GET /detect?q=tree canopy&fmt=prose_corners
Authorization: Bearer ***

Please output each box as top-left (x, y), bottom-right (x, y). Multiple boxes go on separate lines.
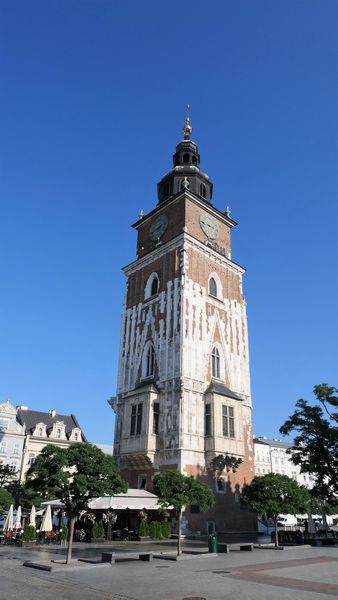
top-left (241, 473), bottom-right (309, 546)
top-left (25, 443), bottom-right (127, 562)
top-left (280, 384), bottom-right (338, 503)
top-left (153, 470), bottom-right (214, 555)
top-left (0, 487), bottom-right (14, 512)
top-left (0, 464), bottom-right (17, 487)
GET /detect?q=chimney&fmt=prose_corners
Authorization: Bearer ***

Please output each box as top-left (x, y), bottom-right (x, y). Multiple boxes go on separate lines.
top-left (49, 409), bottom-right (56, 418)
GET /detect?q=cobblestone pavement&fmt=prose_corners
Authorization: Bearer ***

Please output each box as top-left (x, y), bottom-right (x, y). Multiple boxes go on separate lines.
top-left (0, 541), bottom-right (337, 600)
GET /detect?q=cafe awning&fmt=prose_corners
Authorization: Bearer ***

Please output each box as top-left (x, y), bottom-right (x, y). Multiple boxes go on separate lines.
top-left (88, 489), bottom-right (163, 511)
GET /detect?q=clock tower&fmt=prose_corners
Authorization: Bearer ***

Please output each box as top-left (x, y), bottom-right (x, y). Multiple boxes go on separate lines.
top-left (111, 116), bottom-right (256, 533)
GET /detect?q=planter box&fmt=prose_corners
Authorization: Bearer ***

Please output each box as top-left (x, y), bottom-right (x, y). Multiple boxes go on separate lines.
top-left (21, 540), bottom-right (37, 547)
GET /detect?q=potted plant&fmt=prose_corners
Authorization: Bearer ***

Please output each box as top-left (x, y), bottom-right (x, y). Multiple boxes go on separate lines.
top-left (138, 510), bottom-right (149, 540)
top-left (20, 524), bottom-right (36, 546)
top-left (60, 525), bottom-right (68, 545)
top-left (91, 520), bottom-right (105, 543)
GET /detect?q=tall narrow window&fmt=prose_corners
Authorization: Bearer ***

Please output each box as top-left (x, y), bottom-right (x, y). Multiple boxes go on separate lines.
top-left (56, 428), bottom-right (61, 439)
top-left (205, 404), bottom-right (211, 436)
top-left (146, 344), bottom-right (155, 377)
top-left (209, 277), bottom-right (217, 297)
top-left (130, 405), bottom-right (137, 435)
top-left (182, 153), bottom-right (190, 163)
top-left (130, 402), bottom-right (143, 436)
top-left (212, 347), bottom-right (220, 379)
top-left (222, 405), bottom-right (235, 438)
top-left (136, 403), bottom-right (143, 435)
top-left (200, 183), bottom-right (206, 198)
top-left (153, 402), bottom-right (159, 435)
top-left (28, 452), bottom-right (35, 466)
top-left (151, 276), bottom-right (159, 296)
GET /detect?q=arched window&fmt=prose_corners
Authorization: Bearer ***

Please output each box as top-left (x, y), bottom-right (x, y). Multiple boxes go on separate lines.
top-left (182, 153), bottom-right (190, 163)
top-left (56, 428), bottom-right (61, 439)
top-left (212, 346), bottom-right (220, 379)
top-left (192, 156), bottom-right (197, 165)
top-left (200, 183), bottom-right (206, 198)
top-left (74, 432), bottom-right (79, 441)
top-left (144, 272), bottom-right (160, 299)
top-left (145, 343), bottom-right (155, 377)
top-left (209, 277), bottom-right (217, 297)
top-left (38, 427), bottom-right (43, 437)
top-left (162, 182), bottom-right (170, 198)
top-left (151, 275), bottom-right (159, 296)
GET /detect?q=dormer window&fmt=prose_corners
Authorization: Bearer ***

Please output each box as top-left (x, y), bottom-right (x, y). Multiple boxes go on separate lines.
top-left (56, 428), bottom-right (61, 439)
top-left (38, 427), bottom-right (43, 436)
top-left (162, 182), bottom-right (170, 198)
top-left (200, 183), bottom-right (206, 198)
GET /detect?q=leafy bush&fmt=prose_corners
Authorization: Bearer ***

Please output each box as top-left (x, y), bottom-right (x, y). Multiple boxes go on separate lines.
top-left (161, 521), bottom-right (171, 539)
top-left (60, 525), bottom-right (68, 541)
top-left (21, 524), bottom-right (36, 542)
top-left (91, 520), bottom-right (105, 539)
top-left (155, 521), bottom-right (162, 539)
top-left (149, 521), bottom-right (157, 538)
top-left (139, 520), bottom-right (149, 537)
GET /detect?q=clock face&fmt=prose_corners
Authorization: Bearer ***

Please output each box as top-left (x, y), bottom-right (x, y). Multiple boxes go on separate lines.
top-left (150, 214), bottom-right (169, 241)
top-left (200, 213), bottom-right (218, 239)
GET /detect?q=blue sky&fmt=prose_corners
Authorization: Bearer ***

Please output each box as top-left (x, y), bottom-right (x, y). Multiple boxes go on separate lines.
top-left (1, 1), bottom-right (337, 444)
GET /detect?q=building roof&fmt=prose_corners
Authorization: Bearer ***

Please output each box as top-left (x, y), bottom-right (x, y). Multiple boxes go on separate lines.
top-left (254, 436), bottom-right (292, 449)
top-left (16, 409), bottom-right (87, 441)
top-left (206, 381), bottom-right (243, 401)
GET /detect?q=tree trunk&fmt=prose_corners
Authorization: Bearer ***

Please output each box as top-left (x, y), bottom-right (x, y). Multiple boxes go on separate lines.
top-left (66, 516), bottom-right (76, 564)
top-left (274, 517), bottom-right (279, 548)
top-left (177, 509), bottom-right (182, 556)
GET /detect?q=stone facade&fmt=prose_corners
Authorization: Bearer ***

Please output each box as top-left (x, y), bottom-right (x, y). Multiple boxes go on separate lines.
top-left (112, 123), bottom-right (256, 534)
top-left (0, 401), bottom-right (86, 482)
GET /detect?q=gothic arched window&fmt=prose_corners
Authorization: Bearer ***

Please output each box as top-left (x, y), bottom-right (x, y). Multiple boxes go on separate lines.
top-left (151, 275), bottom-right (159, 296)
top-left (209, 277), bottom-right (217, 297)
top-left (212, 346), bottom-right (220, 379)
top-left (145, 343), bottom-right (155, 378)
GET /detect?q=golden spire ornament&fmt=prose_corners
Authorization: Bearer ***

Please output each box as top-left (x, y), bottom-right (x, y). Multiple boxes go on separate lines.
top-left (182, 105), bottom-right (192, 139)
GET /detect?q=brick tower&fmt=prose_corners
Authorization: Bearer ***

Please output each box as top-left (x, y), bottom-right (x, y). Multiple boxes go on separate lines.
top-left (111, 116), bottom-right (256, 533)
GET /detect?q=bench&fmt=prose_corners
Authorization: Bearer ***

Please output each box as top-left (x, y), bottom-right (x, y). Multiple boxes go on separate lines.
top-left (101, 552), bottom-right (153, 565)
top-left (217, 542), bottom-right (253, 553)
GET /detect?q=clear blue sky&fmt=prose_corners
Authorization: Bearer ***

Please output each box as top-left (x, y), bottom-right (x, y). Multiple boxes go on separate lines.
top-left (1, 1), bottom-right (337, 444)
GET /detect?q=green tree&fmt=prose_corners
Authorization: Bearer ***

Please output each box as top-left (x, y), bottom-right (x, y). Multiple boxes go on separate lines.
top-left (241, 473), bottom-right (309, 547)
top-left (7, 481), bottom-right (42, 509)
top-left (153, 470), bottom-right (214, 555)
top-left (0, 487), bottom-right (14, 512)
top-left (0, 465), bottom-right (17, 487)
top-left (280, 384), bottom-right (338, 503)
top-left (25, 443), bottom-right (127, 563)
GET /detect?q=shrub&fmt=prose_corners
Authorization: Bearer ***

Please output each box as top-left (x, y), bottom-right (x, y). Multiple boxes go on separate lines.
top-left (92, 521), bottom-right (105, 539)
top-left (139, 520), bottom-right (149, 537)
top-left (60, 525), bottom-right (68, 541)
top-left (149, 521), bottom-right (157, 539)
top-left (21, 524), bottom-right (36, 542)
top-left (161, 521), bottom-right (170, 539)
top-left (155, 521), bottom-right (162, 539)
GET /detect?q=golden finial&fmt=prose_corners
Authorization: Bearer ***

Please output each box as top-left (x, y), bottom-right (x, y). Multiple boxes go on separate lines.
top-left (182, 104), bottom-right (192, 139)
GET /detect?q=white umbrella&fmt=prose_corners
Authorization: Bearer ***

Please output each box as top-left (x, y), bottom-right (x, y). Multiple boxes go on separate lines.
top-left (14, 505), bottom-right (22, 530)
top-left (3, 505), bottom-right (14, 532)
top-left (40, 505), bottom-right (53, 532)
top-left (29, 505), bottom-right (36, 527)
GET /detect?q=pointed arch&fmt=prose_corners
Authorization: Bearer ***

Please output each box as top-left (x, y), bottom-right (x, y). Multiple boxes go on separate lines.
top-left (142, 340), bottom-right (155, 378)
top-left (208, 272), bottom-right (222, 300)
top-left (144, 272), bottom-right (160, 299)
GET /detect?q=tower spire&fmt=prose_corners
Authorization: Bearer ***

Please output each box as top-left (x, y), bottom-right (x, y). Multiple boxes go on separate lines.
top-left (182, 105), bottom-right (192, 140)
